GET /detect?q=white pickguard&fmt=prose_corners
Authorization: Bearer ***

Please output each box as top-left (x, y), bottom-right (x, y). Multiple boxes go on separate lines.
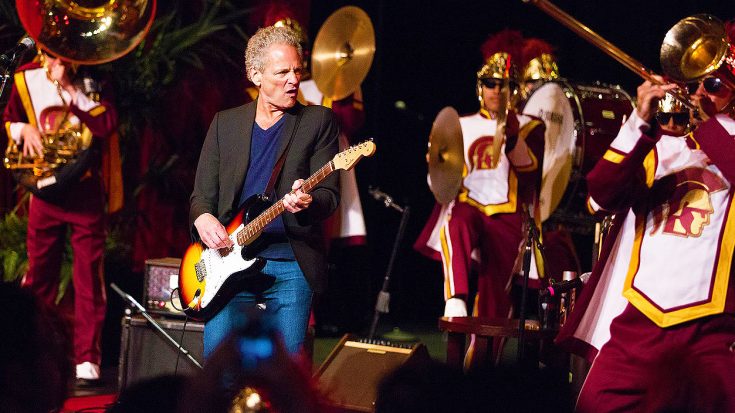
top-left (198, 224), bottom-right (259, 310)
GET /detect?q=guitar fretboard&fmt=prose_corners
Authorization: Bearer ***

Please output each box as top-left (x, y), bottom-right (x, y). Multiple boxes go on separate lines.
top-left (235, 161), bottom-right (335, 246)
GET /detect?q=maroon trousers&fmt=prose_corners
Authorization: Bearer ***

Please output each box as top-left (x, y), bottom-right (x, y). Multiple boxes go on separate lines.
top-left (577, 304), bottom-right (735, 413)
top-left (442, 202), bottom-right (523, 319)
top-left (22, 178), bottom-right (106, 365)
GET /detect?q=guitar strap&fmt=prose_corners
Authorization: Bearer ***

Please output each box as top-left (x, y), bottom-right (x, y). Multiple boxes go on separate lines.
top-left (263, 107), bottom-right (303, 201)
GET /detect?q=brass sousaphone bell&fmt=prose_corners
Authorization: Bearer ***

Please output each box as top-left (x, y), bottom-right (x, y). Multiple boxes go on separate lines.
top-left (16, 0), bottom-right (157, 65)
top-left (5, 0), bottom-right (156, 188)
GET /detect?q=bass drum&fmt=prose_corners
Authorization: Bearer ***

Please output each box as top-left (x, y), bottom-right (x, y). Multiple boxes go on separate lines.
top-left (522, 80), bottom-right (634, 227)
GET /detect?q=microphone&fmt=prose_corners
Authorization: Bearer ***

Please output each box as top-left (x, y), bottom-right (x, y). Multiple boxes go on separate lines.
top-left (0, 36), bottom-right (36, 66)
top-left (368, 186), bottom-right (404, 212)
top-left (539, 272), bottom-right (591, 298)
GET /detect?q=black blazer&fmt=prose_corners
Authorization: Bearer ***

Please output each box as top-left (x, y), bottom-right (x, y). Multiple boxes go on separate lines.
top-left (189, 100), bottom-right (340, 293)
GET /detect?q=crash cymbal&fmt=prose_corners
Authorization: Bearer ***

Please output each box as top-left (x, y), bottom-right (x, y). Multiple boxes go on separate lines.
top-left (311, 6), bottom-right (375, 101)
top-left (428, 107), bottom-right (464, 204)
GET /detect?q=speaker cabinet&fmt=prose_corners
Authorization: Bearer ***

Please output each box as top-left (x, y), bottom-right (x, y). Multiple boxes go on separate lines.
top-left (118, 314), bottom-right (204, 390)
top-left (315, 334), bottom-right (429, 412)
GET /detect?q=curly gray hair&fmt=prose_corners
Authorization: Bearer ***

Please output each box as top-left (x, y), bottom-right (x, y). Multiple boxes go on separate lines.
top-left (245, 26), bottom-right (303, 82)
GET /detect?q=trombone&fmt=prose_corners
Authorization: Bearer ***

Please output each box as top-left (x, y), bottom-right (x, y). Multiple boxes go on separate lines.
top-left (522, 0), bottom-right (698, 111)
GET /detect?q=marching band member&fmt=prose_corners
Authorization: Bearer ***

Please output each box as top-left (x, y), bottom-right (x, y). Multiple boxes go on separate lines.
top-left (558, 22), bottom-right (735, 411)
top-left (655, 93), bottom-right (691, 136)
top-left (415, 30), bottom-right (546, 363)
top-left (3, 51), bottom-right (119, 385)
top-left (520, 37), bottom-right (560, 101)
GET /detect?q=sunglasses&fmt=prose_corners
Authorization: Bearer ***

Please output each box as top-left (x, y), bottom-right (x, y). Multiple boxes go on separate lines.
top-left (655, 112), bottom-right (689, 126)
top-left (480, 78), bottom-right (517, 90)
top-left (686, 77), bottom-right (724, 94)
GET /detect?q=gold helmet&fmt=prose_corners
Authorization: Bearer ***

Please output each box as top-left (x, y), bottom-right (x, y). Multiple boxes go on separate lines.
top-left (477, 30), bottom-right (524, 110)
top-left (523, 53), bottom-right (559, 82)
top-left (477, 52), bottom-right (518, 81)
top-left (657, 93), bottom-right (687, 113)
top-left (521, 38), bottom-right (559, 82)
top-left (272, 17), bottom-right (308, 46)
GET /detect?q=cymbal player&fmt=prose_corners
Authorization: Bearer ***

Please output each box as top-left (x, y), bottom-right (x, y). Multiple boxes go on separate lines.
top-left (415, 29), bottom-right (546, 366)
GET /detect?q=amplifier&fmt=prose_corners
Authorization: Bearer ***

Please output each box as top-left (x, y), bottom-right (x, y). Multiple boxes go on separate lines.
top-left (118, 314), bottom-right (204, 390)
top-left (315, 335), bottom-right (429, 412)
top-left (144, 257), bottom-right (183, 317)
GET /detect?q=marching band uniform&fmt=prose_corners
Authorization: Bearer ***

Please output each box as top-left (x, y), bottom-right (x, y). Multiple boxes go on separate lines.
top-left (299, 79), bottom-right (367, 246)
top-left (3, 60), bottom-right (118, 381)
top-left (559, 109), bottom-right (735, 411)
top-left (416, 108), bottom-right (545, 321)
top-left (416, 33), bottom-right (547, 341)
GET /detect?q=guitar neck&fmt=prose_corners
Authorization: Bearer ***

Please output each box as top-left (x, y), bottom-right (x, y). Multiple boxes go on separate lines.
top-left (236, 161), bottom-right (335, 245)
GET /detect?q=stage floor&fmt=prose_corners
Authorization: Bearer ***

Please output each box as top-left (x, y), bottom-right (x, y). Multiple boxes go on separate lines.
top-left (64, 320), bottom-right (447, 411)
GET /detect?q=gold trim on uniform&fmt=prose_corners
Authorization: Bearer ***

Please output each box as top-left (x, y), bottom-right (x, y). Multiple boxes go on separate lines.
top-left (602, 149), bottom-right (625, 164)
top-left (623, 195), bottom-right (735, 327)
top-left (440, 222), bottom-right (454, 299)
top-left (89, 106), bottom-right (106, 117)
top-left (14, 72), bottom-right (37, 128)
top-left (457, 171), bottom-right (518, 216)
top-left (642, 149), bottom-right (657, 189)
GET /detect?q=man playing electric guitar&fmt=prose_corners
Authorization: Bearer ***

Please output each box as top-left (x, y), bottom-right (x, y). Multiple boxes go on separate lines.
top-left (189, 25), bottom-right (340, 358)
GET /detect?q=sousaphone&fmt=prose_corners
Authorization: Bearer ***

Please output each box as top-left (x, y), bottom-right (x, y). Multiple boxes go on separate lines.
top-left (16, 0), bottom-right (157, 65)
top-left (5, 0), bottom-right (156, 199)
top-left (311, 6), bottom-right (375, 101)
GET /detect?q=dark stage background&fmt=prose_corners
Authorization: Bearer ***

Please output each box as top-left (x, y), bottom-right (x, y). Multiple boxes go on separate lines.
top-left (1, 0), bottom-right (733, 366)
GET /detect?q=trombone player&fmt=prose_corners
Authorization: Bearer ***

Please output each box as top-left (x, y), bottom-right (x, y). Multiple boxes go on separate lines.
top-left (562, 20), bottom-right (735, 412)
top-left (3, 49), bottom-right (118, 385)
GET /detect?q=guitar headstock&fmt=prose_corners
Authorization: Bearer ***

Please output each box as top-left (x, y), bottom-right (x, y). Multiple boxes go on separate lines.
top-left (332, 140), bottom-right (376, 171)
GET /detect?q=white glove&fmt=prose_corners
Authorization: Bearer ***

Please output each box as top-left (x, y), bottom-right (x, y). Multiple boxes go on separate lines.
top-left (444, 297), bottom-right (467, 317)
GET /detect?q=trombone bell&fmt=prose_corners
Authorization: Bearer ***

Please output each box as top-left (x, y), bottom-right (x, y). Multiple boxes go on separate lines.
top-left (661, 14), bottom-right (735, 89)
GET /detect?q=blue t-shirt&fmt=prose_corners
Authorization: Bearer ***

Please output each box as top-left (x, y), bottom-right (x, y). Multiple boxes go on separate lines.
top-left (238, 116), bottom-right (294, 260)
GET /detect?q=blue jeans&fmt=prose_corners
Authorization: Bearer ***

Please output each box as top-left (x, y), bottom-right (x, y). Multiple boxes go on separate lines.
top-left (203, 259), bottom-right (313, 358)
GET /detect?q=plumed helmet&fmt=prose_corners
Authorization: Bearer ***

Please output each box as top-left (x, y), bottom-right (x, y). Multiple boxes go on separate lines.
top-left (477, 52), bottom-right (518, 81)
top-left (477, 29), bottom-right (523, 82)
top-left (521, 38), bottom-right (559, 82)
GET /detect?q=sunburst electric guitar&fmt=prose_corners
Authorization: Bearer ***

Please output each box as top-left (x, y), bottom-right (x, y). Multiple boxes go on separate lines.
top-left (178, 140), bottom-right (376, 320)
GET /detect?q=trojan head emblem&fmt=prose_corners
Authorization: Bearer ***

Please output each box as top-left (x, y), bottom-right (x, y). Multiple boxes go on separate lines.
top-left (650, 168), bottom-right (727, 237)
top-left (467, 136), bottom-right (496, 171)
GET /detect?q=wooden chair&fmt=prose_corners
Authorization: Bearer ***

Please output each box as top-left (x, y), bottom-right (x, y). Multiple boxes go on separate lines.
top-left (438, 316), bottom-right (556, 370)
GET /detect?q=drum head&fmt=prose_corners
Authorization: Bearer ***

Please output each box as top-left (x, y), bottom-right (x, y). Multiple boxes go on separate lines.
top-left (523, 81), bottom-right (576, 221)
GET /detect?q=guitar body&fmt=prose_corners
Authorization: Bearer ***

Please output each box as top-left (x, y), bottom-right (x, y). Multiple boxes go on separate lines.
top-left (178, 195), bottom-right (272, 320)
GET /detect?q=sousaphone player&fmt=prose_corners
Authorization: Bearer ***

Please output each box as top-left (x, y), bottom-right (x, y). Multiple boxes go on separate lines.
top-left (3, 0), bottom-right (153, 385)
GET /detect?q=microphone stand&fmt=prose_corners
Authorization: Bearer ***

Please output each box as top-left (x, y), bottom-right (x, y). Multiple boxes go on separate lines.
top-left (517, 205), bottom-right (543, 366)
top-left (0, 57), bottom-right (18, 101)
top-left (0, 43), bottom-right (32, 100)
top-left (367, 187), bottom-right (410, 340)
top-left (110, 283), bottom-right (203, 370)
